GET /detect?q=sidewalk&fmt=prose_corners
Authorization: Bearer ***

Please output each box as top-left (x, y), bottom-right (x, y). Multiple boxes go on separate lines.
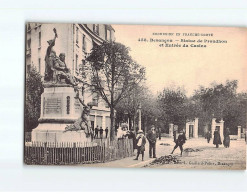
top-left (82, 137), bottom-right (246, 169)
top-left (82, 138), bottom-right (171, 168)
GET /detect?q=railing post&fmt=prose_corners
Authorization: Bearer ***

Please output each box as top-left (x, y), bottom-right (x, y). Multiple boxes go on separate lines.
top-left (73, 142), bottom-right (76, 164)
top-left (44, 142), bottom-right (47, 165)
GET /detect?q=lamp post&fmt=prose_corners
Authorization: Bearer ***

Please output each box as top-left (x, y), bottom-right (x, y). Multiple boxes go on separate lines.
top-left (138, 103), bottom-right (142, 130)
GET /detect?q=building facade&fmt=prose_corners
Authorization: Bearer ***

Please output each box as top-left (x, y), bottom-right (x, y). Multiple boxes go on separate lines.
top-left (25, 23), bottom-right (115, 131)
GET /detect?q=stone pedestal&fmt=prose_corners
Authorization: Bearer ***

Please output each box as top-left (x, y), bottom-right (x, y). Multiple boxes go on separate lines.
top-left (32, 84), bottom-right (89, 143)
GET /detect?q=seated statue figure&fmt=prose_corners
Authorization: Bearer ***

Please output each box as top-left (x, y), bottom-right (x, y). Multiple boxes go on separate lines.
top-left (53, 53), bottom-right (77, 86)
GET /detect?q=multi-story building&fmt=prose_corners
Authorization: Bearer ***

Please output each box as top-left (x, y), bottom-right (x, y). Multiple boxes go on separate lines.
top-left (25, 23), bottom-right (115, 131)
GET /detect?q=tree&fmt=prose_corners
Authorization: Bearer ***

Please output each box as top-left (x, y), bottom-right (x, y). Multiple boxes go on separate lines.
top-left (157, 86), bottom-right (187, 130)
top-left (86, 42), bottom-right (145, 140)
top-left (115, 83), bottom-right (160, 133)
top-left (192, 80), bottom-right (246, 134)
top-left (115, 83), bottom-right (143, 130)
top-left (25, 66), bottom-right (44, 132)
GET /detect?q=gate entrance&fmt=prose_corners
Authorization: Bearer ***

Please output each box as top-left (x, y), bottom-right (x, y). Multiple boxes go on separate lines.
top-left (189, 125), bottom-right (194, 138)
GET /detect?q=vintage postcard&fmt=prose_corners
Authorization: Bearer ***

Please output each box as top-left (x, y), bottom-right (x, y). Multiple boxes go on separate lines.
top-left (24, 23), bottom-right (247, 169)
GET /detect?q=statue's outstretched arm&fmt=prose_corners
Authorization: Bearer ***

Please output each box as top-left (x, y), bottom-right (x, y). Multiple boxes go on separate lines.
top-left (50, 29), bottom-right (58, 47)
top-left (46, 29), bottom-right (58, 56)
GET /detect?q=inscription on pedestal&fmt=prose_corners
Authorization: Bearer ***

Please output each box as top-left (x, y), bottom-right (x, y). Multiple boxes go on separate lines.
top-left (44, 97), bottom-right (62, 115)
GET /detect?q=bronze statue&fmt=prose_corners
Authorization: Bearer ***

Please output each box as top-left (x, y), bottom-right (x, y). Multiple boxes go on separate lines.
top-left (44, 28), bottom-right (57, 82)
top-left (64, 97), bottom-right (93, 136)
top-left (53, 53), bottom-right (77, 86)
top-left (44, 28), bottom-right (77, 86)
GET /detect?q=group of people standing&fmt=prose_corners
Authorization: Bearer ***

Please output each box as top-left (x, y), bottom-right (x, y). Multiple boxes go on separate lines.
top-left (206, 127), bottom-right (231, 148)
top-left (90, 126), bottom-right (109, 140)
top-left (132, 125), bottom-right (187, 161)
top-left (133, 125), bottom-right (158, 161)
top-left (116, 124), bottom-right (233, 162)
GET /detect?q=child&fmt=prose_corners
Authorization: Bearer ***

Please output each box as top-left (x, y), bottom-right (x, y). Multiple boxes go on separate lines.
top-left (134, 130), bottom-right (146, 161)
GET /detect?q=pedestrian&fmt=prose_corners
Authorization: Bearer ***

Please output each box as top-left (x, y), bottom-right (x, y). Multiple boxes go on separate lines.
top-left (94, 125), bottom-right (99, 138)
top-left (105, 127), bottom-right (109, 138)
top-left (223, 128), bottom-right (230, 148)
top-left (213, 129), bottom-right (222, 148)
top-left (171, 130), bottom-right (186, 156)
top-left (158, 128), bottom-right (162, 140)
top-left (134, 130), bottom-right (146, 161)
top-left (99, 127), bottom-right (103, 139)
top-left (126, 128), bottom-right (137, 152)
top-left (146, 125), bottom-right (157, 158)
top-left (117, 124), bottom-right (128, 139)
top-left (206, 130), bottom-right (212, 143)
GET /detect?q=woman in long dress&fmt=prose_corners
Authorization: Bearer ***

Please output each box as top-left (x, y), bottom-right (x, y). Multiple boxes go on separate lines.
top-left (213, 129), bottom-right (222, 148)
top-left (223, 128), bottom-right (230, 148)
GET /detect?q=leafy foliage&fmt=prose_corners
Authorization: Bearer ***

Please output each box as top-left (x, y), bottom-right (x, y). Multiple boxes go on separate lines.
top-left (25, 66), bottom-right (43, 132)
top-left (157, 86), bottom-right (187, 130)
top-left (115, 83), bottom-right (160, 132)
top-left (155, 80), bottom-right (246, 134)
top-left (86, 42), bottom-right (145, 139)
top-left (192, 80), bottom-right (246, 134)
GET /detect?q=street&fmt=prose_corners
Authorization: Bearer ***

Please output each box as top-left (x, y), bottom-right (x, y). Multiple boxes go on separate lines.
top-left (83, 137), bottom-right (246, 170)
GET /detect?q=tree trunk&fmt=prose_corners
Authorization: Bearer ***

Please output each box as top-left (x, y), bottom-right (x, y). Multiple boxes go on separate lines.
top-left (144, 115), bottom-right (148, 135)
top-left (128, 115), bottom-right (131, 130)
top-left (110, 106), bottom-right (115, 141)
top-left (133, 114), bottom-right (136, 134)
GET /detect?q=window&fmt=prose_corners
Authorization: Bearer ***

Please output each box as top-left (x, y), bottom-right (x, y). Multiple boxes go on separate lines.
top-left (27, 24), bottom-right (31, 32)
top-left (66, 96), bottom-right (70, 114)
top-left (38, 58), bottom-right (41, 73)
top-left (27, 64), bottom-right (31, 74)
top-left (27, 39), bottom-right (31, 49)
top-left (76, 27), bottom-right (79, 43)
top-left (92, 93), bottom-right (99, 107)
top-left (93, 24), bottom-right (99, 35)
top-left (82, 34), bottom-right (86, 51)
top-left (38, 32), bottom-right (41, 47)
top-left (75, 54), bottom-right (78, 71)
top-left (106, 29), bottom-right (111, 41)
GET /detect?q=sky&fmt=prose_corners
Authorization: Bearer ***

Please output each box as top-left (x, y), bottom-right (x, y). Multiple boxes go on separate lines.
top-left (113, 25), bottom-right (247, 96)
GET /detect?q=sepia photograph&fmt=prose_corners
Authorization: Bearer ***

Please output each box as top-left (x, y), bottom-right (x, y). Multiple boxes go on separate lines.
top-left (24, 23), bottom-right (247, 170)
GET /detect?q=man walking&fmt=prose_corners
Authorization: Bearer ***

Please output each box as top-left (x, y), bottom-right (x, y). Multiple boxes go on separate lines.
top-left (171, 130), bottom-right (186, 156)
top-left (147, 125), bottom-right (157, 158)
